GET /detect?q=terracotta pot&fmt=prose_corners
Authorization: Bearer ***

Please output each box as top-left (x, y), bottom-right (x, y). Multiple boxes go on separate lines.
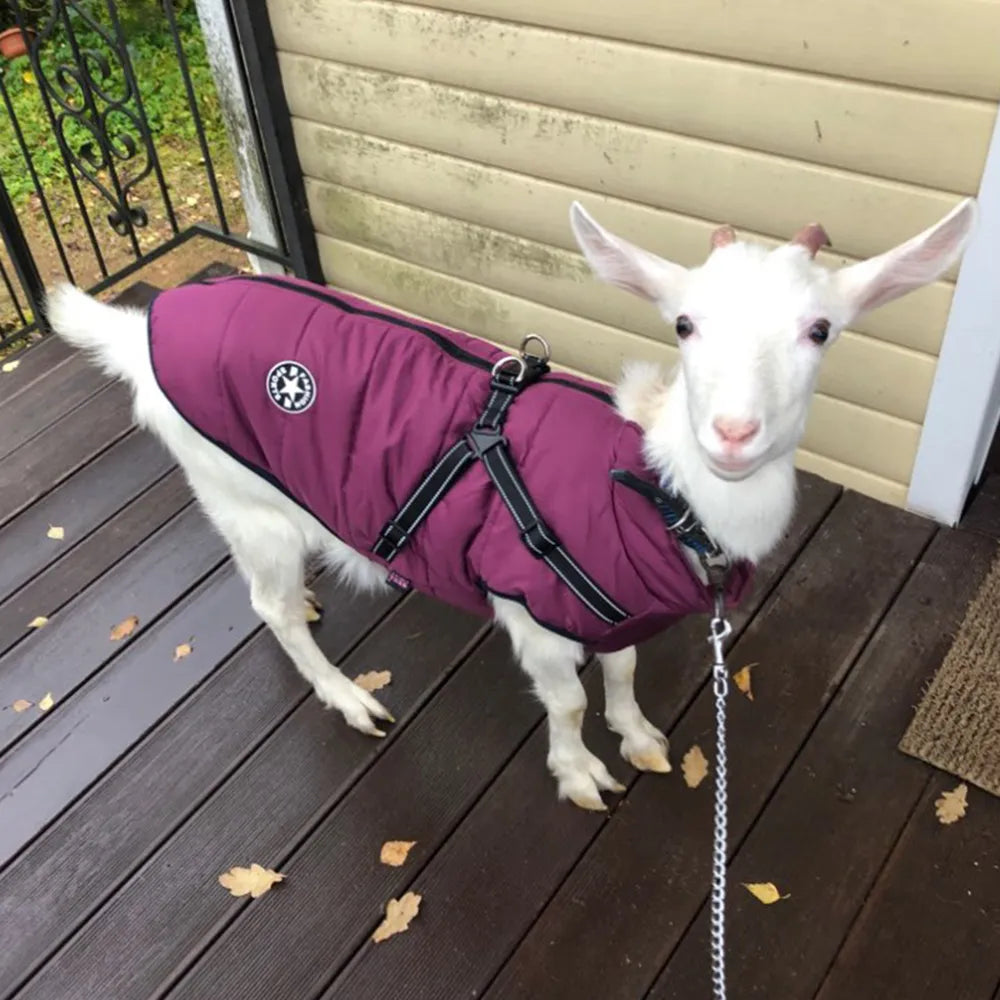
top-left (0, 26), bottom-right (34, 60)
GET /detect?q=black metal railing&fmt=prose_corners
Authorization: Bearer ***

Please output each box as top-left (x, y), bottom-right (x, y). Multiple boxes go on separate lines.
top-left (0, 0), bottom-right (296, 350)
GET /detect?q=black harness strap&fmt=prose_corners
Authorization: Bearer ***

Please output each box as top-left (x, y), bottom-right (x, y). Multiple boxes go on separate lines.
top-left (610, 468), bottom-right (730, 586)
top-left (372, 357), bottom-right (629, 626)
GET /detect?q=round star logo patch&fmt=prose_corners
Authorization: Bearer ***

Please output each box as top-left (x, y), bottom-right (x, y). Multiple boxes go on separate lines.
top-left (266, 361), bottom-right (316, 413)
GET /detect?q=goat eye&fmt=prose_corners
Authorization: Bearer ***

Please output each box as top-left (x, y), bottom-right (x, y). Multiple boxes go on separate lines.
top-left (675, 315), bottom-right (694, 339)
top-left (809, 319), bottom-right (831, 345)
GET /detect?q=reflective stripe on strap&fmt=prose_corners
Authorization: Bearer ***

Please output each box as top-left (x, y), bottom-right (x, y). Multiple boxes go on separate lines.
top-left (372, 363), bottom-right (629, 626)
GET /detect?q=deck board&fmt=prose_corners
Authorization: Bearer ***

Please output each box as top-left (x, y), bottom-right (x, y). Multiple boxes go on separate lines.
top-left (646, 526), bottom-right (998, 999)
top-left (1, 271), bottom-right (996, 1000)
top-left (484, 493), bottom-right (935, 1000)
top-left (318, 475), bottom-right (840, 1000)
top-left (0, 469), bottom-right (190, 658)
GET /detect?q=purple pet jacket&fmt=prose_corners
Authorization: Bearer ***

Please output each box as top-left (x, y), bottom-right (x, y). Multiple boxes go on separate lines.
top-left (148, 274), bottom-right (751, 652)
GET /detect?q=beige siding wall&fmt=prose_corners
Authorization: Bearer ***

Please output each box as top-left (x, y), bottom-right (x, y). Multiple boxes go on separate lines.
top-left (269, 0), bottom-right (1000, 506)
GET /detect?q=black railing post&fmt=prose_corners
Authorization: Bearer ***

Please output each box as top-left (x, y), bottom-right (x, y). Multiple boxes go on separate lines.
top-left (226, 1), bottom-right (323, 283)
top-left (0, 168), bottom-right (47, 331)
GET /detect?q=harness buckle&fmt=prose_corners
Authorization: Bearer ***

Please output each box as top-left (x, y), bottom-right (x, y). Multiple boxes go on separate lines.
top-left (465, 427), bottom-right (507, 458)
top-left (520, 519), bottom-right (560, 558)
top-left (377, 519), bottom-right (410, 552)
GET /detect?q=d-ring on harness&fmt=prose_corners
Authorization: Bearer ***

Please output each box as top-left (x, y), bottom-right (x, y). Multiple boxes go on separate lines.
top-left (372, 336), bottom-right (630, 626)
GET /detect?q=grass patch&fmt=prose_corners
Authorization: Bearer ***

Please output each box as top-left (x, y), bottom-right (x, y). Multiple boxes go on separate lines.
top-left (0, 0), bottom-right (227, 205)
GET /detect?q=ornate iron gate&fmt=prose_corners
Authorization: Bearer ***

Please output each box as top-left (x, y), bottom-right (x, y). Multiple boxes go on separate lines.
top-left (0, 0), bottom-right (319, 349)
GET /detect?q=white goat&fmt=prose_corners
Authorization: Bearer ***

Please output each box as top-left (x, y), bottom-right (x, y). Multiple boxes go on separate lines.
top-left (47, 198), bottom-right (976, 811)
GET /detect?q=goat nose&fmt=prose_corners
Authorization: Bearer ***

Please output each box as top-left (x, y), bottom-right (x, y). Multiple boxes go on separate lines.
top-left (712, 416), bottom-right (760, 445)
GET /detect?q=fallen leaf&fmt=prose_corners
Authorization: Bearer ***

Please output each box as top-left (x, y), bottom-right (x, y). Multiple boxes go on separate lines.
top-left (354, 670), bottom-right (392, 693)
top-left (173, 642), bottom-right (193, 661)
top-left (184, 194), bottom-right (200, 207)
top-left (46, 525), bottom-right (64, 540)
top-left (2, 359), bottom-right (21, 373)
top-left (732, 662), bottom-right (757, 700)
top-left (681, 744), bottom-right (709, 788)
top-left (305, 604), bottom-right (321, 623)
top-left (28, 615), bottom-right (49, 629)
top-left (372, 891), bottom-right (421, 943)
top-left (935, 782), bottom-right (968, 825)
top-left (12, 699), bottom-right (32, 713)
top-left (380, 840), bottom-right (417, 866)
top-left (109, 615), bottom-right (139, 641)
top-left (22, 69), bottom-right (34, 85)
top-left (38, 692), bottom-right (54, 712)
top-left (742, 882), bottom-right (790, 904)
top-left (218, 863), bottom-right (285, 898)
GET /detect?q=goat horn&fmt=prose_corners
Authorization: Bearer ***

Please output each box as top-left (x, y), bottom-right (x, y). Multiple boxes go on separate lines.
top-left (791, 223), bottom-right (831, 258)
top-left (710, 225), bottom-right (736, 249)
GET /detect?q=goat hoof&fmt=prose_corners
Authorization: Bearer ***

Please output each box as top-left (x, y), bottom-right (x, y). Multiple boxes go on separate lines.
top-left (551, 750), bottom-right (625, 811)
top-left (304, 596), bottom-right (323, 624)
top-left (626, 747), bottom-right (672, 773)
top-left (569, 790), bottom-right (608, 812)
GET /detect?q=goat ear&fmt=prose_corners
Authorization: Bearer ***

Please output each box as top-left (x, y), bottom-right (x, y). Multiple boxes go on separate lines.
top-left (832, 199), bottom-right (978, 320)
top-left (569, 201), bottom-right (688, 310)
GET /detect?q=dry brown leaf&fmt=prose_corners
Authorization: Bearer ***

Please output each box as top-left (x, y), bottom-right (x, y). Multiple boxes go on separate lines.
top-left (681, 744), bottom-right (709, 789)
top-left (217, 863), bottom-right (285, 898)
top-left (38, 692), bottom-right (54, 712)
top-left (742, 882), bottom-right (790, 904)
top-left (109, 615), bottom-right (139, 641)
top-left (354, 670), bottom-right (391, 693)
top-left (46, 525), bottom-right (64, 540)
top-left (935, 782), bottom-right (969, 825)
top-left (380, 840), bottom-right (417, 867)
top-left (2, 359), bottom-right (21, 373)
top-left (372, 891), bottom-right (422, 943)
top-left (733, 663), bottom-right (757, 700)
top-left (28, 616), bottom-right (49, 629)
top-left (12, 699), bottom-right (32, 713)
top-left (173, 642), bottom-right (193, 661)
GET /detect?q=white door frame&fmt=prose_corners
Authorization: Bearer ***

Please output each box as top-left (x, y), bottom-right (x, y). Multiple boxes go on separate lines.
top-left (907, 102), bottom-right (1000, 526)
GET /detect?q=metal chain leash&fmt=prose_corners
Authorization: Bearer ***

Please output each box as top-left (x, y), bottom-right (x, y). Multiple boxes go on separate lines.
top-left (708, 587), bottom-right (733, 1000)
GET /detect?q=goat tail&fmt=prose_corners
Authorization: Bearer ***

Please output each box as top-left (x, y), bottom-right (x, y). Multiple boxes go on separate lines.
top-left (46, 283), bottom-right (152, 388)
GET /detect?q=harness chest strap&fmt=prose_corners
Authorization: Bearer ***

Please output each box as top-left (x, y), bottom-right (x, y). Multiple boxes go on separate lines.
top-left (371, 355), bottom-right (630, 627)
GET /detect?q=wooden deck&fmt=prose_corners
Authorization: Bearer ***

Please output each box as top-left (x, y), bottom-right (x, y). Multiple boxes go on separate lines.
top-left (1, 270), bottom-right (998, 1000)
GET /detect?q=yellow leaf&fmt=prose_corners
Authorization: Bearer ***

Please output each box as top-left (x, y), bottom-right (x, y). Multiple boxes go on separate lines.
top-left (380, 840), bottom-right (417, 867)
top-left (733, 663), bottom-right (757, 701)
top-left (12, 699), bottom-right (33, 713)
top-left (217, 863), bottom-right (285, 898)
top-left (22, 69), bottom-right (34, 85)
top-left (109, 614), bottom-right (139, 641)
top-left (372, 891), bottom-right (422, 943)
top-left (742, 882), bottom-right (790, 904)
top-left (2, 359), bottom-right (21, 373)
top-left (173, 642), bottom-right (193, 661)
top-left (681, 744), bottom-right (709, 789)
top-left (46, 525), bottom-right (64, 540)
top-left (38, 692), bottom-right (54, 712)
top-left (28, 616), bottom-right (49, 629)
top-left (354, 670), bottom-right (392, 693)
top-left (934, 782), bottom-right (968, 825)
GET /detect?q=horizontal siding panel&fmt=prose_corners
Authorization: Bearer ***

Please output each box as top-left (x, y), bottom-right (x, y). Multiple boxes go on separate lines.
top-left (401, 0), bottom-right (1000, 101)
top-left (279, 54), bottom-right (968, 282)
top-left (272, 0), bottom-right (994, 194)
top-left (793, 453), bottom-right (908, 508)
top-left (306, 178), bottom-right (936, 423)
top-left (294, 120), bottom-right (957, 355)
top-left (315, 234), bottom-right (921, 484)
